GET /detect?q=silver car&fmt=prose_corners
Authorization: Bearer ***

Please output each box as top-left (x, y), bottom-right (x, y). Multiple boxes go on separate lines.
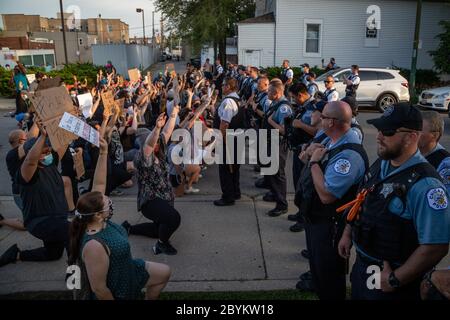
top-left (316, 67), bottom-right (410, 112)
top-left (418, 86), bottom-right (450, 112)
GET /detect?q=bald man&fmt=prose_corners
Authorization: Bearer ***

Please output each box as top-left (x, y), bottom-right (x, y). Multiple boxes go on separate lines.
top-left (296, 101), bottom-right (369, 300)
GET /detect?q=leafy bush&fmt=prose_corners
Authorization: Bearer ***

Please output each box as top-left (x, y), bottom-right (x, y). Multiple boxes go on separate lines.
top-left (0, 63), bottom-right (103, 97)
top-left (394, 67), bottom-right (441, 91)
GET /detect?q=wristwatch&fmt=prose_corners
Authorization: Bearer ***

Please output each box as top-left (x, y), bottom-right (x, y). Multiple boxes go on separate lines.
top-left (388, 272), bottom-right (401, 288)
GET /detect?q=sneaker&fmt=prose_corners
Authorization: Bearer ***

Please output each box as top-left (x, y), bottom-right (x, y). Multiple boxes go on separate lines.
top-left (213, 198), bottom-right (235, 206)
top-left (198, 174), bottom-right (203, 179)
top-left (110, 189), bottom-right (124, 196)
top-left (185, 187), bottom-right (200, 194)
top-left (288, 212), bottom-right (300, 222)
top-left (0, 244), bottom-right (19, 267)
top-left (153, 241), bottom-right (177, 255)
top-left (121, 220), bottom-right (131, 235)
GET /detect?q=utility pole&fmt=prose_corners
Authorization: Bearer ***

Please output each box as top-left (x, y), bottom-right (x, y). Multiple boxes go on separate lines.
top-left (409, 0), bottom-right (422, 99)
top-left (160, 16), bottom-right (164, 56)
top-left (99, 14), bottom-right (103, 44)
top-left (136, 8), bottom-right (145, 45)
top-left (152, 11), bottom-right (155, 47)
top-left (59, 0), bottom-right (69, 65)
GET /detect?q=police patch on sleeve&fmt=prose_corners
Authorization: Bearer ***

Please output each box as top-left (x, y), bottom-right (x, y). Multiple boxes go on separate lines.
top-left (438, 168), bottom-right (450, 185)
top-left (426, 188), bottom-right (448, 210)
top-left (280, 105), bottom-right (289, 113)
top-left (334, 159), bottom-right (351, 175)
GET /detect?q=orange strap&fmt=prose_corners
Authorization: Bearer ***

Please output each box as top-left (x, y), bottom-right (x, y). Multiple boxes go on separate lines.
top-left (336, 189), bottom-right (368, 222)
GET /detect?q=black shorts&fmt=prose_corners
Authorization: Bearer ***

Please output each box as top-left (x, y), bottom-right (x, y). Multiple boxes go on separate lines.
top-left (169, 174), bottom-right (183, 188)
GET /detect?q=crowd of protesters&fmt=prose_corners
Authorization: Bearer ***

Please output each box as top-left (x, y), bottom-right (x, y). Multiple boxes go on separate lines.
top-left (0, 57), bottom-right (449, 301)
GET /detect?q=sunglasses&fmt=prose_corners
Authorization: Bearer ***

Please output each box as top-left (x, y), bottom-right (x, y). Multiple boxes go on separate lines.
top-left (324, 80), bottom-right (333, 83)
top-left (379, 129), bottom-right (415, 137)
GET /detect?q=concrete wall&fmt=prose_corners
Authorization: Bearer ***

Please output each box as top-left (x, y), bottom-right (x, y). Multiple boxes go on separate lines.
top-left (92, 44), bottom-right (159, 77)
top-left (238, 23), bottom-right (275, 67)
top-left (32, 31), bottom-right (92, 65)
top-left (274, 0), bottom-right (450, 69)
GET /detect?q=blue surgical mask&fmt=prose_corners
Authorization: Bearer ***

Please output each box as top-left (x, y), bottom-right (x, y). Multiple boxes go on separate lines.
top-left (41, 153), bottom-right (53, 166)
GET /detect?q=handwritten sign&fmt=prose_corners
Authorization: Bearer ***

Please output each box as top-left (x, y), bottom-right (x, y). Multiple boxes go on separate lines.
top-left (59, 112), bottom-right (100, 147)
top-left (101, 90), bottom-right (115, 117)
top-left (26, 74), bottom-right (36, 84)
top-left (29, 86), bottom-right (77, 156)
top-left (73, 150), bottom-right (85, 180)
top-left (128, 68), bottom-right (140, 82)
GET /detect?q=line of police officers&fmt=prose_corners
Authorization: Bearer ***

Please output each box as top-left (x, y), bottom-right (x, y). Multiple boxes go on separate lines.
top-left (211, 60), bottom-right (449, 300)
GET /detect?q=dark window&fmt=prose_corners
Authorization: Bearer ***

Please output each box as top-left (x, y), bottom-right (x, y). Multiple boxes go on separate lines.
top-left (359, 71), bottom-right (378, 81)
top-left (377, 72), bottom-right (395, 80)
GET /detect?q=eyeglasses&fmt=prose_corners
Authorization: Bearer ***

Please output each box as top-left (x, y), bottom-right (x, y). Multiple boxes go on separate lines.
top-left (324, 80), bottom-right (333, 83)
top-left (379, 129), bottom-right (416, 137)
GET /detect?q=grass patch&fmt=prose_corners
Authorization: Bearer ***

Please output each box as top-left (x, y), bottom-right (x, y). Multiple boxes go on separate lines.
top-left (0, 290), bottom-right (317, 300)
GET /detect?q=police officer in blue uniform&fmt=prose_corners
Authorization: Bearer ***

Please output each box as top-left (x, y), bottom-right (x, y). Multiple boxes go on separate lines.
top-left (300, 63), bottom-right (310, 86)
top-left (296, 101), bottom-right (368, 299)
top-left (306, 72), bottom-right (319, 98)
top-left (419, 111), bottom-right (450, 193)
top-left (345, 65), bottom-right (360, 98)
top-left (265, 79), bottom-right (293, 216)
top-left (338, 103), bottom-right (450, 300)
top-left (286, 83), bottom-right (319, 231)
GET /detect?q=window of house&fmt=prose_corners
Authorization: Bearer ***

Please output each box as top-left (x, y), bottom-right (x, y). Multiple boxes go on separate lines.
top-left (108, 25), bottom-right (113, 33)
top-left (19, 55), bottom-right (33, 66)
top-left (303, 19), bottom-right (323, 57)
top-left (79, 38), bottom-right (84, 46)
top-left (44, 54), bottom-right (55, 66)
top-left (33, 54), bottom-right (44, 66)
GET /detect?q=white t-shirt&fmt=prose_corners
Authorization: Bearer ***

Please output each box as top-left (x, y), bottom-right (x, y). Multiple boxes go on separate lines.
top-left (218, 92), bottom-right (240, 123)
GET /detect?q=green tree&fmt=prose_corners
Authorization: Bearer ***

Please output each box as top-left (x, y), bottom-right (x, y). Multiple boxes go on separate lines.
top-left (429, 20), bottom-right (450, 74)
top-left (155, 0), bottom-right (255, 64)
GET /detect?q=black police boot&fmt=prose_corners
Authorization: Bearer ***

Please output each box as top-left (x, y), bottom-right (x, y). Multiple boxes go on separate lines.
top-left (299, 270), bottom-right (313, 281)
top-left (296, 278), bottom-right (316, 293)
top-left (301, 249), bottom-right (310, 260)
top-left (287, 211), bottom-right (300, 221)
top-left (213, 198), bottom-right (235, 207)
top-left (263, 192), bottom-right (276, 202)
top-left (289, 222), bottom-right (304, 232)
top-left (255, 177), bottom-right (270, 189)
top-left (267, 207), bottom-right (288, 217)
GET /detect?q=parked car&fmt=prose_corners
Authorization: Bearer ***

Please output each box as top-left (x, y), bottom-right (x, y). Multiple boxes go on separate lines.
top-left (418, 86), bottom-right (450, 112)
top-left (316, 67), bottom-right (410, 112)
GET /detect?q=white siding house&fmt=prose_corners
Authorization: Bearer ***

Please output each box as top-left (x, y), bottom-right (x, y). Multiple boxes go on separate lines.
top-left (238, 0), bottom-right (450, 69)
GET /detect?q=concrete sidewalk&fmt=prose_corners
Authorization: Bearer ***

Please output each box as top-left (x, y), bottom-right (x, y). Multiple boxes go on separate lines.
top-left (0, 189), bottom-right (310, 295)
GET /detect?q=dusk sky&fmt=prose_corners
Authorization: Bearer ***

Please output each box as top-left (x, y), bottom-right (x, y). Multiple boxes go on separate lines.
top-left (0, 0), bottom-right (163, 38)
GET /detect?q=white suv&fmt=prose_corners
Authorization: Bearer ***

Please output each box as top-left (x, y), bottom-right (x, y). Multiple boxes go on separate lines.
top-left (316, 67), bottom-right (410, 112)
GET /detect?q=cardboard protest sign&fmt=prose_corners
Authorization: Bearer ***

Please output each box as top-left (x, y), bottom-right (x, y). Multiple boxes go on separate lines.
top-left (77, 93), bottom-right (94, 118)
top-left (128, 68), bottom-right (140, 82)
top-left (72, 150), bottom-right (85, 180)
top-left (26, 74), bottom-right (36, 84)
top-left (29, 86), bottom-right (78, 157)
top-left (166, 63), bottom-right (175, 71)
top-left (101, 90), bottom-right (115, 117)
top-left (36, 76), bottom-right (63, 91)
top-left (59, 112), bottom-right (100, 147)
